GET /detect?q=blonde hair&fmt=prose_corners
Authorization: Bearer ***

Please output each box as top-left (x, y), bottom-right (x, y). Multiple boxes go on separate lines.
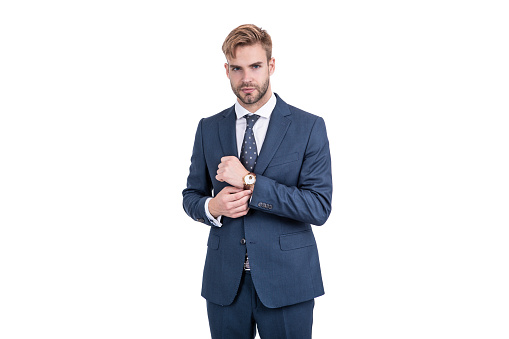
top-left (222, 24), bottom-right (272, 61)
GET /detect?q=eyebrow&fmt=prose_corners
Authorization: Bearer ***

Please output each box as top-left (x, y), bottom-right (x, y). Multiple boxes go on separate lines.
top-left (229, 61), bottom-right (264, 69)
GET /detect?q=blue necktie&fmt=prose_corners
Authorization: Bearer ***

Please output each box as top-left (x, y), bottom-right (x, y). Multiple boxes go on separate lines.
top-left (239, 114), bottom-right (259, 271)
top-left (240, 114), bottom-right (260, 173)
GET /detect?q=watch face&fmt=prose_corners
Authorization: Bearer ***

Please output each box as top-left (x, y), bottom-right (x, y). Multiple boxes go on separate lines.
top-left (245, 174), bottom-right (255, 184)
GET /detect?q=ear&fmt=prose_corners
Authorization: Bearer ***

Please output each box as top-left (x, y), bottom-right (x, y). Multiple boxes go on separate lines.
top-left (268, 57), bottom-right (275, 76)
top-left (224, 63), bottom-right (230, 79)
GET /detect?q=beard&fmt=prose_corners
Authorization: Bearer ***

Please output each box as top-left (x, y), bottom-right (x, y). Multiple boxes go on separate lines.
top-left (231, 77), bottom-right (270, 106)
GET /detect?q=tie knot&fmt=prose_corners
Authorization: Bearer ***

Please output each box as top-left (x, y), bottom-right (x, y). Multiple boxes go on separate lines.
top-left (244, 114), bottom-right (260, 129)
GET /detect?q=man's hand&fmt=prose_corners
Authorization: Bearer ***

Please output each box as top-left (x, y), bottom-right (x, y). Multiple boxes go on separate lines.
top-left (208, 186), bottom-right (252, 219)
top-left (216, 156), bottom-right (249, 189)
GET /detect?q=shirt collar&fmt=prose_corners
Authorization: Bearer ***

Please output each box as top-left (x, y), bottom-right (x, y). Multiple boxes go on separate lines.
top-left (235, 92), bottom-right (276, 120)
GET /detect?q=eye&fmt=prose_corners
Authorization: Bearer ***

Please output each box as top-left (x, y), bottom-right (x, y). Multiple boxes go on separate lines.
top-left (252, 65), bottom-right (261, 69)
top-left (232, 67), bottom-right (240, 71)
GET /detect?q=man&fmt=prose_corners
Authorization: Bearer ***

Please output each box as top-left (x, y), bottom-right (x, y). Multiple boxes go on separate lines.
top-left (182, 24), bottom-right (332, 339)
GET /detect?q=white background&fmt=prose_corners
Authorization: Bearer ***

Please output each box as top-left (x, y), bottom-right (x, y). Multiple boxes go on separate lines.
top-left (1, 1), bottom-right (508, 338)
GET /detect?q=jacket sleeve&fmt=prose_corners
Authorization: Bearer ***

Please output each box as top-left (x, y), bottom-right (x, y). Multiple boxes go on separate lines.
top-left (182, 119), bottom-right (215, 226)
top-left (249, 117), bottom-right (333, 226)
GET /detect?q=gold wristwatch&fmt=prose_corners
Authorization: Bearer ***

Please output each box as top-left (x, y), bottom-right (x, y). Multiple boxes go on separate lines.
top-left (243, 172), bottom-right (256, 191)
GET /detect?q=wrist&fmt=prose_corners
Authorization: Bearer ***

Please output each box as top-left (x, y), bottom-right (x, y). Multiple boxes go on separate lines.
top-left (243, 172), bottom-right (256, 191)
top-left (208, 196), bottom-right (220, 219)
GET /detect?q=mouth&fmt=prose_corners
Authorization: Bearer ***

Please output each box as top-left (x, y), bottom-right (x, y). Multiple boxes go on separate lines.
top-left (241, 87), bottom-right (256, 94)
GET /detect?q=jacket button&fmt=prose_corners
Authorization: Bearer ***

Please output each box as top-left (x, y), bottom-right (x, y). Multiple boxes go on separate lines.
top-left (240, 238), bottom-right (246, 245)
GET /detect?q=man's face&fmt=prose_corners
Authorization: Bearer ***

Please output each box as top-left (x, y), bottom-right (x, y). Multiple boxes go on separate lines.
top-left (225, 43), bottom-right (275, 110)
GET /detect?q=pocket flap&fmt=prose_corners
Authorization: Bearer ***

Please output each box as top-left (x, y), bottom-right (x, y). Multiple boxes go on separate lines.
top-left (268, 152), bottom-right (299, 168)
top-left (207, 234), bottom-right (220, 250)
top-left (279, 230), bottom-right (315, 251)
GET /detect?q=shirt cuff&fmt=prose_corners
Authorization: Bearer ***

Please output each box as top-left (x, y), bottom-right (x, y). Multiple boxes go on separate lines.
top-left (205, 197), bottom-right (222, 227)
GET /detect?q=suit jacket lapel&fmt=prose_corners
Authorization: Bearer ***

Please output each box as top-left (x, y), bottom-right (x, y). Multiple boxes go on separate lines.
top-left (254, 95), bottom-right (292, 175)
top-left (218, 105), bottom-right (238, 157)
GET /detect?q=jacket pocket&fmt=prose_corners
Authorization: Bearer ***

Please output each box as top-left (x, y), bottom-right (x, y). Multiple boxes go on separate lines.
top-left (279, 230), bottom-right (316, 251)
top-left (207, 234), bottom-right (220, 250)
top-left (267, 152), bottom-right (299, 168)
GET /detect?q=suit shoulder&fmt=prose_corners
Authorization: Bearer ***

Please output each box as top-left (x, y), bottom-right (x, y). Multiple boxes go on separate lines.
top-left (201, 106), bottom-right (235, 124)
top-left (196, 105), bottom-right (234, 129)
top-left (286, 104), bottom-right (325, 125)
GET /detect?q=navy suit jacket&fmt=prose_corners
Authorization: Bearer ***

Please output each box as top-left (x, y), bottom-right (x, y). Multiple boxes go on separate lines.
top-left (183, 94), bottom-right (332, 308)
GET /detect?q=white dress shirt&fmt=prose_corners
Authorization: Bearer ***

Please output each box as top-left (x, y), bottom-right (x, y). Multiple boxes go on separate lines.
top-left (205, 92), bottom-right (277, 226)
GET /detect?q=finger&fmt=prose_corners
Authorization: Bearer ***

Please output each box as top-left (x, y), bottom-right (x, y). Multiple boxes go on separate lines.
top-left (231, 195), bottom-right (251, 207)
top-left (227, 187), bottom-right (246, 195)
top-left (221, 156), bottom-right (236, 162)
top-left (231, 190), bottom-right (252, 200)
top-left (223, 193), bottom-right (249, 208)
top-left (228, 195), bottom-right (251, 209)
top-left (228, 205), bottom-right (250, 218)
top-left (231, 206), bottom-right (250, 218)
top-left (221, 186), bottom-right (243, 194)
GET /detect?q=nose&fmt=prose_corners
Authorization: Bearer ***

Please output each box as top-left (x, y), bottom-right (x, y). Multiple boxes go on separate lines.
top-left (241, 69), bottom-right (253, 83)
